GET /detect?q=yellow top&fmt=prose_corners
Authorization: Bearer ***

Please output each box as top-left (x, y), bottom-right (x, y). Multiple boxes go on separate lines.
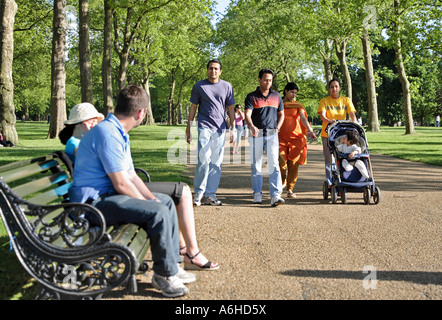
top-left (317, 95), bottom-right (356, 137)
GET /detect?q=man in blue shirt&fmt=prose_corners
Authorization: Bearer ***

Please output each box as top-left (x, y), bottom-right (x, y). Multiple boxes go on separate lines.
top-left (245, 68), bottom-right (285, 207)
top-left (69, 85), bottom-right (193, 298)
top-left (186, 59), bottom-right (236, 206)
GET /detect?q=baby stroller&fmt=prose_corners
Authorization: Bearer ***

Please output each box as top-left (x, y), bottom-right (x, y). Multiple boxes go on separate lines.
top-left (322, 120), bottom-right (380, 204)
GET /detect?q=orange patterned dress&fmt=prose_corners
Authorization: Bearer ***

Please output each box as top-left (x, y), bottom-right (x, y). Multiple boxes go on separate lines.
top-left (278, 100), bottom-right (308, 165)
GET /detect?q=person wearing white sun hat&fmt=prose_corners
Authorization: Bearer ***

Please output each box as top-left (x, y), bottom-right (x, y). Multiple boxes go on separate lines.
top-left (59, 102), bottom-right (104, 163)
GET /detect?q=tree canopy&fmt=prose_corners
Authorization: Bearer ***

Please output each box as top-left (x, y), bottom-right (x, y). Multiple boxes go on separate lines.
top-left (1, 0), bottom-right (440, 142)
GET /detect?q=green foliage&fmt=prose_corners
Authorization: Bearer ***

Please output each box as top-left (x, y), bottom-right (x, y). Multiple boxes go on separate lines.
top-left (6, 0), bottom-right (442, 132)
top-left (13, 0), bottom-right (53, 119)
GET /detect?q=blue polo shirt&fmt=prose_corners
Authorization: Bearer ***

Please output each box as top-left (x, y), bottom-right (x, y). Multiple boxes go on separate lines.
top-left (244, 87), bottom-right (284, 130)
top-left (190, 79), bottom-right (235, 130)
top-left (69, 113), bottom-right (134, 203)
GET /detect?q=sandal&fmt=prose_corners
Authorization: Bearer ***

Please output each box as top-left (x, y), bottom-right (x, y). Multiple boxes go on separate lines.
top-left (184, 251), bottom-right (219, 271)
top-left (179, 246), bottom-right (186, 256)
top-left (287, 191), bottom-right (296, 198)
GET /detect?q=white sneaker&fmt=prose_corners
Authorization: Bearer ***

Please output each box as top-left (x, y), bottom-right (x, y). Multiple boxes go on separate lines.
top-left (152, 273), bottom-right (189, 298)
top-left (271, 194), bottom-right (285, 207)
top-left (253, 192), bottom-right (262, 204)
top-left (176, 265), bottom-right (196, 284)
top-left (202, 195), bottom-right (222, 206)
top-left (193, 193), bottom-right (203, 206)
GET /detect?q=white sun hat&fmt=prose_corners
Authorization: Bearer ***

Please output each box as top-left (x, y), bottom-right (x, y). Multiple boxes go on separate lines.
top-left (64, 103), bottom-right (105, 125)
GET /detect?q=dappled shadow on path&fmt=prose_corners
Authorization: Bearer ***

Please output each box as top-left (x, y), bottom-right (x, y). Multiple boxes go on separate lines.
top-left (281, 269), bottom-right (442, 286)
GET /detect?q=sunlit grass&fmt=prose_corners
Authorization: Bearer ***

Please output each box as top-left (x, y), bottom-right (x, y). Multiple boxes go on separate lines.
top-left (365, 127), bottom-right (442, 166)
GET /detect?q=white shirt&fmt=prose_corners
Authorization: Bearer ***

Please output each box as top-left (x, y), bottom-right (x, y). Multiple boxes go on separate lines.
top-left (337, 143), bottom-right (361, 154)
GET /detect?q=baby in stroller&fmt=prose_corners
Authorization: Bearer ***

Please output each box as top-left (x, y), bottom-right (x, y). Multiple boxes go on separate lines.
top-left (336, 130), bottom-right (370, 179)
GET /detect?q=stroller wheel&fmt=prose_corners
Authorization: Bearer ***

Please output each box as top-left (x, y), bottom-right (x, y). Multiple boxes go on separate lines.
top-left (363, 187), bottom-right (371, 205)
top-left (323, 181), bottom-right (329, 200)
top-left (341, 187), bottom-right (347, 204)
top-left (373, 186), bottom-right (381, 204)
top-left (331, 187), bottom-right (338, 204)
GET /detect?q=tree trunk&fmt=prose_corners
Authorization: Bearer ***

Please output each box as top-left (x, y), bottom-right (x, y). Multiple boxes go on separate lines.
top-left (0, 0), bottom-right (18, 144)
top-left (320, 39), bottom-right (334, 88)
top-left (323, 56), bottom-right (333, 88)
top-left (142, 76), bottom-right (155, 125)
top-left (361, 30), bottom-right (380, 132)
top-left (79, 0), bottom-right (93, 103)
top-left (48, 0), bottom-right (67, 139)
top-left (168, 67), bottom-right (177, 125)
top-left (394, 0), bottom-right (415, 134)
top-left (176, 77), bottom-right (186, 125)
top-left (113, 7), bottom-right (142, 91)
top-left (102, 0), bottom-right (113, 116)
top-left (335, 38), bottom-right (352, 100)
top-left (395, 39), bottom-right (415, 134)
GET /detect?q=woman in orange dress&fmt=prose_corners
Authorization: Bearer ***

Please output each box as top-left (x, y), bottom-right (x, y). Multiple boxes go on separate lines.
top-left (279, 82), bottom-right (317, 198)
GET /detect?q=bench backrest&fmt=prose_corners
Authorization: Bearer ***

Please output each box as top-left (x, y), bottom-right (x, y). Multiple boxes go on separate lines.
top-left (0, 152), bottom-right (106, 252)
top-left (0, 152), bottom-right (147, 299)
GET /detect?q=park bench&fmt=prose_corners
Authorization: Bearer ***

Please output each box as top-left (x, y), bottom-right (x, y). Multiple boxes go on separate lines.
top-left (0, 152), bottom-right (151, 300)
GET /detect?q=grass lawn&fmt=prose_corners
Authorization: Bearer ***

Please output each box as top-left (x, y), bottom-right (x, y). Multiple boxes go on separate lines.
top-left (0, 121), bottom-right (441, 299)
top-left (365, 126), bottom-right (442, 167)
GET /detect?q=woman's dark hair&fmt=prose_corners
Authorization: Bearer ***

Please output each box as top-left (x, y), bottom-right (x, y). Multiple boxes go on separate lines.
top-left (328, 78), bottom-right (341, 88)
top-left (234, 104), bottom-right (242, 110)
top-left (283, 82), bottom-right (299, 97)
top-left (346, 129), bottom-right (360, 145)
top-left (59, 125), bottom-right (75, 145)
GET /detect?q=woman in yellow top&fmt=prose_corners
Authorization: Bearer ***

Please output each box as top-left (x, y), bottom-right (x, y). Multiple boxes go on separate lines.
top-left (317, 79), bottom-right (357, 184)
top-left (279, 83), bottom-right (317, 198)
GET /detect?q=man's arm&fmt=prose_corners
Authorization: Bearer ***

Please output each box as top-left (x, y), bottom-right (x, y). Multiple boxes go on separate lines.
top-left (185, 103), bottom-right (198, 144)
top-left (108, 170), bottom-right (158, 201)
top-left (245, 109), bottom-right (258, 137)
top-left (276, 110), bottom-right (284, 132)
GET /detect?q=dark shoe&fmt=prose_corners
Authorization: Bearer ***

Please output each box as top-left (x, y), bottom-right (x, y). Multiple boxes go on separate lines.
top-left (184, 251), bottom-right (219, 271)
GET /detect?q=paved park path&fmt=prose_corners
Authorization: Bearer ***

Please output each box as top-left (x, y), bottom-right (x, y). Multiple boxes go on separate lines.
top-left (107, 140), bottom-right (441, 300)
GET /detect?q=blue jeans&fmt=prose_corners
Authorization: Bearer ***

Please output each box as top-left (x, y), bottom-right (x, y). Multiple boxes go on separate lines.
top-left (235, 125), bottom-right (244, 142)
top-left (194, 127), bottom-right (226, 198)
top-left (249, 130), bottom-right (282, 198)
top-left (93, 192), bottom-right (180, 277)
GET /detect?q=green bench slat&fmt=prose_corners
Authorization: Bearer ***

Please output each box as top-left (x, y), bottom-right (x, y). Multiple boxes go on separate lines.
top-left (110, 224), bottom-right (139, 246)
top-left (12, 172), bottom-right (69, 198)
top-left (26, 182), bottom-right (72, 205)
top-left (110, 224), bottom-right (149, 264)
top-left (132, 232), bottom-right (150, 264)
top-left (0, 160), bottom-right (60, 184)
top-left (0, 155), bottom-right (52, 174)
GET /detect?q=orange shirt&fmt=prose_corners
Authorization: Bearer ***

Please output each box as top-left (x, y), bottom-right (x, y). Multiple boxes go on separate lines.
top-left (279, 101), bottom-right (308, 164)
